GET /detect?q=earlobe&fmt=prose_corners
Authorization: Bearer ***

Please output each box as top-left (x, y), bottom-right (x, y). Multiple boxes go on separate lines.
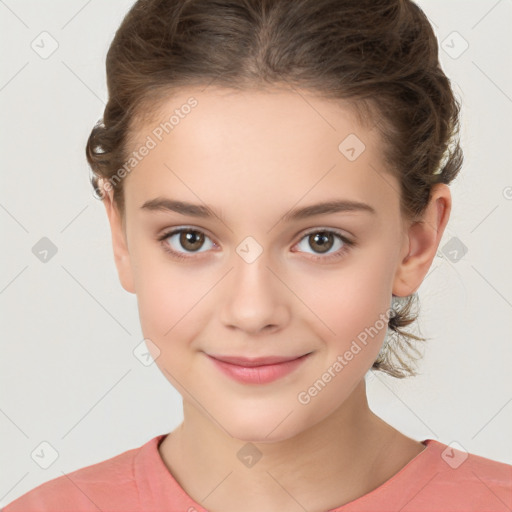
top-left (392, 184), bottom-right (452, 297)
top-left (101, 180), bottom-right (136, 294)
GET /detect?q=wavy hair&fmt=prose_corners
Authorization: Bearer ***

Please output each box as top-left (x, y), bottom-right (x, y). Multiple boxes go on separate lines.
top-left (86, 0), bottom-right (463, 378)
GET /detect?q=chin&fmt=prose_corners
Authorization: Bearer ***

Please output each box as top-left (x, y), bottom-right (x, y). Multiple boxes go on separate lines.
top-left (219, 408), bottom-right (308, 445)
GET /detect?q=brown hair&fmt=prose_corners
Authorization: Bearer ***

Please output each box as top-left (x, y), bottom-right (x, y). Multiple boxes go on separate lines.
top-left (86, 0), bottom-right (463, 379)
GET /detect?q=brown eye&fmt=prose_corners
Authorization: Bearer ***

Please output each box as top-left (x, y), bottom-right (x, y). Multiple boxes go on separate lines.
top-left (308, 231), bottom-right (335, 254)
top-left (159, 228), bottom-right (215, 258)
top-left (294, 229), bottom-right (354, 261)
top-left (179, 230), bottom-right (205, 252)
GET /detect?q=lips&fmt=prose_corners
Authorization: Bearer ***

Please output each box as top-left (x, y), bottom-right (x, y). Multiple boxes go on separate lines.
top-left (205, 352), bottom-right (313, 385)
top-left (206, 353), bottom-right (310, 366)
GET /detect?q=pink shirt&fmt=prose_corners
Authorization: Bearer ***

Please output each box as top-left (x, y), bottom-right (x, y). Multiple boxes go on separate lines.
top-left (3, 434), bottom-right (511, 511)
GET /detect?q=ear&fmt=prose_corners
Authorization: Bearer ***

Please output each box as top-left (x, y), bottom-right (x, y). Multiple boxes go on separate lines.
top-left (100, 180), bottom-right (136, 294)
top-left (393, 183), bottom-right (452, 297)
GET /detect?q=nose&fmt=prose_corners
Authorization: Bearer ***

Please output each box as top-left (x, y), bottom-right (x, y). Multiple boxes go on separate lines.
top-left (219, 250), bottom-right (291, 336)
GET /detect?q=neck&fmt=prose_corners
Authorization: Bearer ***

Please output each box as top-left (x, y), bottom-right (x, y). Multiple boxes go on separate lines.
top-left (158, 379), bottom-right (422, 512)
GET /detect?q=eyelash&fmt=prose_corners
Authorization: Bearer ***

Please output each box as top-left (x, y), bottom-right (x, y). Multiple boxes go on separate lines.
top-left (157, 227), bottom-right (356, 262)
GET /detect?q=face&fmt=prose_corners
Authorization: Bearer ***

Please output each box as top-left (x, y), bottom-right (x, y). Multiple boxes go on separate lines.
top-left (104, 86), bottom-right (443, 443)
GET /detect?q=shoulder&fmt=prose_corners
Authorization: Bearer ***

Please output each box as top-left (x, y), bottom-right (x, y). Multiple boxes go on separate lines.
top-left (2, 436), bottom-right (163, 512)
top-left (426, 440), bottom-right (511, 482)
top-left (344, 439), bottom-right (512, 512)
top-left (402, 440), bottom-right (512, 510)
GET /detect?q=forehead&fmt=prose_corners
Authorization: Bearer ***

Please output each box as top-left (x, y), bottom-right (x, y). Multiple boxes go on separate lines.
top-left (131, 85), bottom-right (376, 151)
top-left (123, 86), bottom-right (397, 221)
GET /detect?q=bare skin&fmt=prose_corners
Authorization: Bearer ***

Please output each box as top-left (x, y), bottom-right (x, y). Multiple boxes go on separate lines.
top-left (160, 381), bottom-right (426, 512)
top-left (101, 85), bottom-right (451, 512)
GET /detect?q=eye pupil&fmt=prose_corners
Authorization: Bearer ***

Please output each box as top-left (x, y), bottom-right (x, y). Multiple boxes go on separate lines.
top-left (181, 230), bottom-right (204, 251)
top-left (310, 232), bottom-right (333, 253)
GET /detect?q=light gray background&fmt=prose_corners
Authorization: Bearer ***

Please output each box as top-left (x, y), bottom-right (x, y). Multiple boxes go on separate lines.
top-left (1, 0), bottom-right (511, 506)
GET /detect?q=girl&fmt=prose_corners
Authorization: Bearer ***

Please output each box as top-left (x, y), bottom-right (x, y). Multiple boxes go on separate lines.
top-left (4, 0), bottom-right (511, 510)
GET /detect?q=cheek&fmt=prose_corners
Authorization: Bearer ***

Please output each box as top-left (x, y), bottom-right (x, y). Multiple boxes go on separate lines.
top-left (131, 249), bottom-right (216, 358)
top-left (288, 255), bottom-right (395, 420)
top-left (303, 250), bottom-right (392, 332)
top-left (301, 248), bottom-right (396, 357)
top-left (134, 268), bottom-right (206, 384)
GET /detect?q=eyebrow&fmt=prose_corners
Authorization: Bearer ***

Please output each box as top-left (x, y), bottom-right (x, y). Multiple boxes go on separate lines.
top-left (140, 197), bottom-right (376, 221)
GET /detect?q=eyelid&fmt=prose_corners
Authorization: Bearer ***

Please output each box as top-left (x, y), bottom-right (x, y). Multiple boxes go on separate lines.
top-left (157, 225), bottom-right (355, 260)
top-left (298, 226), bottom-right (353, 241)
top-left (157, 226), bottom-right (353, 245)
top-left (292, 227), bottom-right (355, 260)
top-left (157, 225), bottom-right (217, 243)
